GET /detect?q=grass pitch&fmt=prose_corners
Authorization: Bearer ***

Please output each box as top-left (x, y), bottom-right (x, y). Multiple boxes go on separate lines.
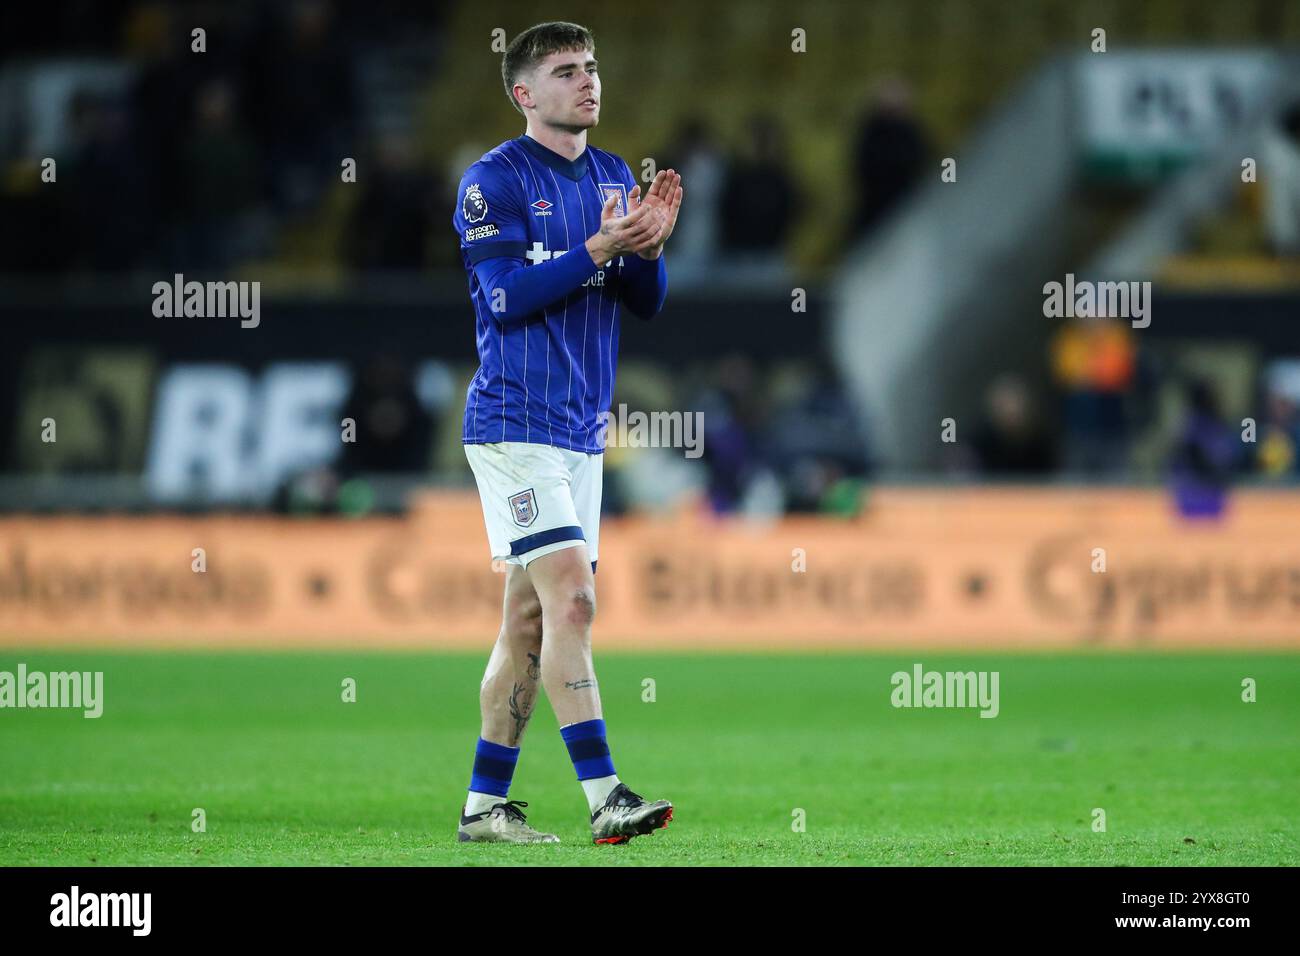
top-left (0, 651), bottom-right (1296, 866)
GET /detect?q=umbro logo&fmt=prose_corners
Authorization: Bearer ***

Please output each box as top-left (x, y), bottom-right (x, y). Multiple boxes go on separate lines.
top-left (530, 199), bottom-right (554, 217)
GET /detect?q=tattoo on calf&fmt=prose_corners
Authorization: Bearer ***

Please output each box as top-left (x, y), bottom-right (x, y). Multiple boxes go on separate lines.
top-left (526, 652), bottom-right (541, 681)
top-left (564, 678), bottom-right (597, 691)
top-left (507, 681), bottom-right (535, 745)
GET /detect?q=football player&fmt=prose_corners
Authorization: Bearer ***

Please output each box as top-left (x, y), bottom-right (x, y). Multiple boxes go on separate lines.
top-left (451, 21), bottom-right (683, 845)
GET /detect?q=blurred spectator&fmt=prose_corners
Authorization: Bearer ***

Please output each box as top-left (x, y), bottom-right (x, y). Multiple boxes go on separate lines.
top-left (1254, 387), bottom-right (1300, 477)
top-left (970, 375), bottom-right (1058, 475)
top-left (693, 354), bottom-right (769, 514)
top-left (850, 77), bottom-right (929, 240)
top-left (174, 78), bottom-right (265, 271)
top-left (1168, 379), bottom-right (1241, 517)
top-left (127, 1), bottom-right (198, 262)
top-left (1263, 97), bottom-right (1300, 256)
top-left (249, 0), bottom-right (357, 217)
top-left (1051, 318), bottom-right (1137, 476)
top-left (719, 114), bottom-right (798, 277)
top-left (64, 91), bottom-right (150, 270)
top-left (343, 134), bottom-right (437, 270)
top-left (337, 352), bottom-right (434, 474)
top-left (0, 157), bottom-right (68, 272)
top-left (765, 355), bottom-right (872, 512)
top-left (273, 352), bottom-right (434, 515)
top-left (660, 117), bottom-right (726, 276)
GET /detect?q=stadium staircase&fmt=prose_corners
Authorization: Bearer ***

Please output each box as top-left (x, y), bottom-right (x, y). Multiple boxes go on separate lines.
top-left (831, 17), bottom-right (1300, 472)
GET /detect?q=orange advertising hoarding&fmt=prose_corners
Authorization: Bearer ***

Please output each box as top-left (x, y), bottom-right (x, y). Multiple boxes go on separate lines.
top-left (2, 487), bottom-right (1300, 649)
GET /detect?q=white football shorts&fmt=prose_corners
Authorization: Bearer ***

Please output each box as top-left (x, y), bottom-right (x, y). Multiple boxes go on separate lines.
top-left (464, 441), bottom-right (603, 571)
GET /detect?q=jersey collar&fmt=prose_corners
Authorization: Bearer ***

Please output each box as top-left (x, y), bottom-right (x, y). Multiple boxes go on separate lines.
top-left (518, 134), bottom-right (589, 181)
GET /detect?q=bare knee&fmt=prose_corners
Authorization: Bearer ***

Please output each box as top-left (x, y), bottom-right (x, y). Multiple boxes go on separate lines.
top-left (553, 584), bottom-right (596, 632)
top-left (505, 596), bottom-right (543, 648)
top-left (524, 549), bottom-right (597, 639)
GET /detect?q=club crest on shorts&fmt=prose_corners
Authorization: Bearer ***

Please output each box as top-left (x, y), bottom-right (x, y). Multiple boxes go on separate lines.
top-left (508, 488), bottom-right (538, 527)
top-left (598, 182), bottom-right (629, 218)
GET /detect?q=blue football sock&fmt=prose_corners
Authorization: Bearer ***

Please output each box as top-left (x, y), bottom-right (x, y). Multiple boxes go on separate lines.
top-left (466, 738), bottom-right (519, 807)
top-left (561, 718), bottom-right (617, 781)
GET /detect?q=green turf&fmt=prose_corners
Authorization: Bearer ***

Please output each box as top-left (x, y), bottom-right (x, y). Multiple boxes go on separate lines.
top-left (0, 650), bottom-right (1296, 866)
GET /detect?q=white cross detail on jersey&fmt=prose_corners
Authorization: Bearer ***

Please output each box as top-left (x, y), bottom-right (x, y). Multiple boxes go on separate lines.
top-left (525, 242), bottom-right (558, 264)
top-left (525, 242), bottom-right (614, 267)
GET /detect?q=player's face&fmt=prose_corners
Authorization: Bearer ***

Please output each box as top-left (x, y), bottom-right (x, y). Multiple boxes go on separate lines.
top-left (526, 49), bottom-right (601, 131)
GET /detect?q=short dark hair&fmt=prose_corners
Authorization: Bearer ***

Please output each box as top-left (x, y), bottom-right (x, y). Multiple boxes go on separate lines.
top-left (501, 21), bottom-right (595, 114)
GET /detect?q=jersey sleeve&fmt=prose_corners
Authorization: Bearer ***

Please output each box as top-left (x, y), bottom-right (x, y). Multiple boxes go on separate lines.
top-left (454, 153), bottom-right (605, 324)
top-left (614, 155), bottom-right (669, 321)
top-left (453, 160), bottom-right (529, 265)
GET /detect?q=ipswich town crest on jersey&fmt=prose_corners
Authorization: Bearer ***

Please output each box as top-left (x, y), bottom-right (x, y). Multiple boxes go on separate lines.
top-left (508, 488), bottom-right (538, 526)
top-left (597, 182), bottom-right (629, 217)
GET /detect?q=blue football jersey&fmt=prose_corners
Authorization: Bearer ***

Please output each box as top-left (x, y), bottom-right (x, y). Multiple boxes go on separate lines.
top-left (453, 134), bottom-right (646, 453)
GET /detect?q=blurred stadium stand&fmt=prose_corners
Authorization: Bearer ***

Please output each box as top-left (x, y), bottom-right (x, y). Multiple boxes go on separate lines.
top-left (1, 0), bottom-right (1299, 518)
